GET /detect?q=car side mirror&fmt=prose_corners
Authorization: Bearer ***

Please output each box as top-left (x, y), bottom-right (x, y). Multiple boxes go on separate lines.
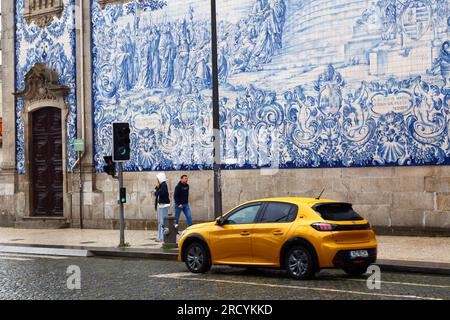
top-left (216, 217), bottom-right (225, 226)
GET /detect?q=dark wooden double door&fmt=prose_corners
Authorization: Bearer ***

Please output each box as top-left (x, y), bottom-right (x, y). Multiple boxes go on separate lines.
top-left (31, 107), bottom-right (63, 216)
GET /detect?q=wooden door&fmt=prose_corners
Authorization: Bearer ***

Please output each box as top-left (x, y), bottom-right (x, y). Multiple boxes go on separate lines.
top-left (31, 107), bottom-right (63, 216)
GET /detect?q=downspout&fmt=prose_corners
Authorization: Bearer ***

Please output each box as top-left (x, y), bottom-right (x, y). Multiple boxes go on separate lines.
top-left (70, 0), bottom-right (86, 228)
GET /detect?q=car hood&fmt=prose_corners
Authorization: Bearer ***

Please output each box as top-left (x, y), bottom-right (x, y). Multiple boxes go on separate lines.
top-left (186, 221), bottom-right (215, 230)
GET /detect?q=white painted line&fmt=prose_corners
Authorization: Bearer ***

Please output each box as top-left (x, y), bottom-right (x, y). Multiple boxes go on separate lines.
top-left (343, 278), bottom-right (450, 289)
top-left (0, 246), bottom-right (93, 257)
top-left (151, 273), bottom-right (443, 300)
top-left (0, 253), bottom-right (68, 260)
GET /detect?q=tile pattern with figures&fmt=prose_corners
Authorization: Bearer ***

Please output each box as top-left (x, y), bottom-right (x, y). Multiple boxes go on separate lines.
top-left (91, 0), bottom-right (450, 172)
top-left (15, 0), bottom-right (77, 174)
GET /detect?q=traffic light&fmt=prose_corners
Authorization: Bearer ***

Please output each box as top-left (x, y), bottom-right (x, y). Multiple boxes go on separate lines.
top-left (113, 122), bottom-right (131, 162)
top-left (103, 156), bottom-right (116, 177)
top-left (119, 187), bottom-right (126, 204)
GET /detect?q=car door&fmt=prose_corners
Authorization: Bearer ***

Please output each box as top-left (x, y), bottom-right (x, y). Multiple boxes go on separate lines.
top-left (209, 203), bottom-right (263, 265)
top-left (251, 202), bottom-right (298, 266)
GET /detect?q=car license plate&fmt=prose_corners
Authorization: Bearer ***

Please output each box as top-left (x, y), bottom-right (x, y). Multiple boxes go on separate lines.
top-left (350, 250), bottom-right (369, 259)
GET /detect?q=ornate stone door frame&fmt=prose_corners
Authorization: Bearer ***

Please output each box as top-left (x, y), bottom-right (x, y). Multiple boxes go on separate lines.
top-left (15, 63), bottom-right (71, 219)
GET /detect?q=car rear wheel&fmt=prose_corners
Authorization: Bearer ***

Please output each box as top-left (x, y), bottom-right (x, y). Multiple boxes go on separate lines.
top-left (343, 265), bottom-right (369, 276)
top-left (285, 246), bottom-right (315, 280)
top-left (184, 242), bottom-right (211, 274)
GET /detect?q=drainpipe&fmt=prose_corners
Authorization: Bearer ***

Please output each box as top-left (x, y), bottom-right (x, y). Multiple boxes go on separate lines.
top-left (70, 0), bottom-right (86, 228)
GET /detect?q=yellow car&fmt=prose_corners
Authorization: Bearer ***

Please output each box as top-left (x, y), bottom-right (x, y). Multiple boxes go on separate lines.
top-left (178, 197), bottom-right (377, 279)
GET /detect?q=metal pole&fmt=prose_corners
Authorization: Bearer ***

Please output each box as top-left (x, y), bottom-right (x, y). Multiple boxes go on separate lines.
top-left (79, 151), bottom-right (83, 229)
top-left (118, 162), bottom-right (125, 246)
top-left (210, 0), bottom-right (223, 218)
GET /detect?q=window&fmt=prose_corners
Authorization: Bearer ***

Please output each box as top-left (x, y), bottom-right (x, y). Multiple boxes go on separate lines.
top-left (259, 202), bottom-right (297, 223)
top-left (225, 204), bottom-right (261, 225)
top-left (313, 203), bottom-right (364, 221)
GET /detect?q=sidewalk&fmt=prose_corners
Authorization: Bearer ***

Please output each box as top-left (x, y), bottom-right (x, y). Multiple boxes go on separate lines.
top-left (0, 227), bottom-right (449, 274)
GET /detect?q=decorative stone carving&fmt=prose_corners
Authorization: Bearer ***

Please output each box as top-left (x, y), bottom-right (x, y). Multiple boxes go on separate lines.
top-left (14, 63), bottom-right (69, 104)
top-left (98, 0), bottom-right (139, 10)
top-left (24, 0), bottom-right (64, 28)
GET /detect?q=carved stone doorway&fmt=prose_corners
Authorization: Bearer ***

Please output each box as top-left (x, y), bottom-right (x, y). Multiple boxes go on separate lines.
top-left (15, 63), bottom-right (70, 220)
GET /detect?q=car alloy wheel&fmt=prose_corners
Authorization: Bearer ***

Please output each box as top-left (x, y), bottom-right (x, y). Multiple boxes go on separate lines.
top-left (185, 242), bottom-right (211, 273)
top-left (286, 246), bottom-right (314, 280)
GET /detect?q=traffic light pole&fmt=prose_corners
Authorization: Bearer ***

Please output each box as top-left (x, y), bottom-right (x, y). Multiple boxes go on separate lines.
top-left (118, 162), bottom-right (125, 247)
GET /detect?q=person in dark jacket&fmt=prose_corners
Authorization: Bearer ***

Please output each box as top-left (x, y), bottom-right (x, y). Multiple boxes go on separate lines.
top-left (174, 175), bottom-right (193, 228)
top-left (155, 172), bottom-right (170, 241)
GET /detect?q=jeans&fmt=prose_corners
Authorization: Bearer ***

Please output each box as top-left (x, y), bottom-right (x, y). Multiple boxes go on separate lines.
top-left (157, 206), bottom-right (169, 241)
top-left (175, 203), bottom-right (193, 227)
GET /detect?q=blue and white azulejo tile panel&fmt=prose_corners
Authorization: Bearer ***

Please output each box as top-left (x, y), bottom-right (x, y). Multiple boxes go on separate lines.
top-left (15, 0), bottom-right (77, 174)
top-left (92, 0), bottom-right (450, 172)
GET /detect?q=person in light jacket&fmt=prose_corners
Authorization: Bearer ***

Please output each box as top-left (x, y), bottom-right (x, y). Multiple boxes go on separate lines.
top-left (154, 172), bottom-right (170, 242)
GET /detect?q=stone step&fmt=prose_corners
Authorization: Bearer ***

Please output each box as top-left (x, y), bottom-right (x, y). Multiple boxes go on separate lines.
top-left (14, 218), bottom-right (70, 229)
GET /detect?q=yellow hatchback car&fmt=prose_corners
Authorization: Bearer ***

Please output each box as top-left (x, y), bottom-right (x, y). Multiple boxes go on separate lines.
top-left (178, 197), bottom-right (377, 280)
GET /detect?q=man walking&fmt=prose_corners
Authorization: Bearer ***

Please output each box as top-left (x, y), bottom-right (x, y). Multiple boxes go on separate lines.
top-left (174, 175), bottom-right (193, 229)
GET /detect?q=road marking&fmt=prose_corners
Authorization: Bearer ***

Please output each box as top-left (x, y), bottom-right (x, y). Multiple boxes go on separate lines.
top-left (151, 273), bottom-right (443, 300)
top-left (0, 253), bottom-right (67, 260)
top-left (342, 278), bottom-right (450, 289)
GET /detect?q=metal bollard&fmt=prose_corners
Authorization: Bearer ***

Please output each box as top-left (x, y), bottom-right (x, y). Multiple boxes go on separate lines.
top-left (163, 215), bottom-right (178, 247)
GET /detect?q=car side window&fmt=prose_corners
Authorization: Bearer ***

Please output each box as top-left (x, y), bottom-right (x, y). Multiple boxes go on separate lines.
top-left (259, 202), bottom-right (298, 223)
top-left (225, 205), bottom-right (261, 225)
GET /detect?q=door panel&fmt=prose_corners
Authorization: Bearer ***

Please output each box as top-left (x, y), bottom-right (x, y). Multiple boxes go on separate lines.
top-left (31, 107), bottom-right (63, 217)
top-left (209, 204), bottom-right (262, 264)
top-left (252, 202), bottom-right (298, 266)
top-left (209, 224), bottom-right (253, 264)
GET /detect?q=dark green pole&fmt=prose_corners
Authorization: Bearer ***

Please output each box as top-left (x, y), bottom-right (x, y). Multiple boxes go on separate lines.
top-left (210, 0), bottom-right (223, 218)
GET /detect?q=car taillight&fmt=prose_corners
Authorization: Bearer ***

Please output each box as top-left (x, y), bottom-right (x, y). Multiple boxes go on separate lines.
top-left (311, 222), bottom-right (337, 231)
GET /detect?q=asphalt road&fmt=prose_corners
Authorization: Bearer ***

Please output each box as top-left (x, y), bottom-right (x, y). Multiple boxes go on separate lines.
top-left (0, 253), bottom-right (449, 300)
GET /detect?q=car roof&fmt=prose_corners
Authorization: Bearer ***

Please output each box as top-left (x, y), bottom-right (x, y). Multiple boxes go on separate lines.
top-left (242, 197), bottom-right (340, 207)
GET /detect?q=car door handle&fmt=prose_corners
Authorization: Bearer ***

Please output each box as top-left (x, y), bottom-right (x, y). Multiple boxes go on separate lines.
top-left (273, 231), bottom-right (284, 236)
top-left (240, 231), bottom-right (251, 236)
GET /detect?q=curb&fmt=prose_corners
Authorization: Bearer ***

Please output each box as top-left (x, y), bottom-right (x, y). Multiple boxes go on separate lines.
top-left (1, 243), bottom-right (449, 275)
top-left (376, 259), bottom-right (450, 276)
top-left (0, 244), bottom-right (94, 257)
top-left (90, 247), bottom-right (178, 261)
top-left (0, 243), bottom-right (178, 260)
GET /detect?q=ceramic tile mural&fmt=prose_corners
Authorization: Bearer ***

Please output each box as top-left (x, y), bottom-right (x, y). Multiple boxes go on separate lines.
top-left (15, 0), bottom-right (77, 174)
top-left (90, 0), bottom-right (450, 172)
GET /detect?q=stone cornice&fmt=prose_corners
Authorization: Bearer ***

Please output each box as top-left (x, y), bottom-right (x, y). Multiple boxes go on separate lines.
top-left (97, 0), bottom-right (144, 10)
top-left (14, 63), bottom-right (70, 105)
top-left (24, 0), bottom-right (64, 28)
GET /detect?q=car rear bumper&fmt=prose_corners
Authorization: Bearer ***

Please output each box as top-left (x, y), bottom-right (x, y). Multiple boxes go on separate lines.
top-left (332, 248), bottom-right (377, 268)
top-left (315, 238), bottom-right (377, 268)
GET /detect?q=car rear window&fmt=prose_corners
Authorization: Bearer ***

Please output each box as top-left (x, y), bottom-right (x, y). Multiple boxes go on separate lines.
top-left (312, 203), bottom-right (364, 221)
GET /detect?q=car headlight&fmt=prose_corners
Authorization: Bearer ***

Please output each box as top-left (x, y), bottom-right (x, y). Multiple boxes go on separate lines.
top-left (180, 230), bottom-right (187, 238)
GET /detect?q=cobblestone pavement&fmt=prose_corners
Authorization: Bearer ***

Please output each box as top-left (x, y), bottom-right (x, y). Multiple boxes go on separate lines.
top-left (0, 253), bottom-right (449, 300)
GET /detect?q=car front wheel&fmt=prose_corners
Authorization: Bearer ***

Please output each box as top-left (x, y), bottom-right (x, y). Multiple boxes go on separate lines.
top-left (184, 242), bottom-right (211, 274)
top-left (285, 246), bottom-right (315, 280)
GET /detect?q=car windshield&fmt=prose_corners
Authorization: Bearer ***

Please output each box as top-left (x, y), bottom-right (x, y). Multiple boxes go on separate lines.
top-left (312, 202), bottom-right (364, 221)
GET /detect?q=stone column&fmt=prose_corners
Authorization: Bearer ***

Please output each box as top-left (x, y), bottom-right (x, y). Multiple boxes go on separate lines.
top-left (72, 0), bottom-right (104, 227)
top-left (0, 0), bottom-right (18, 225)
